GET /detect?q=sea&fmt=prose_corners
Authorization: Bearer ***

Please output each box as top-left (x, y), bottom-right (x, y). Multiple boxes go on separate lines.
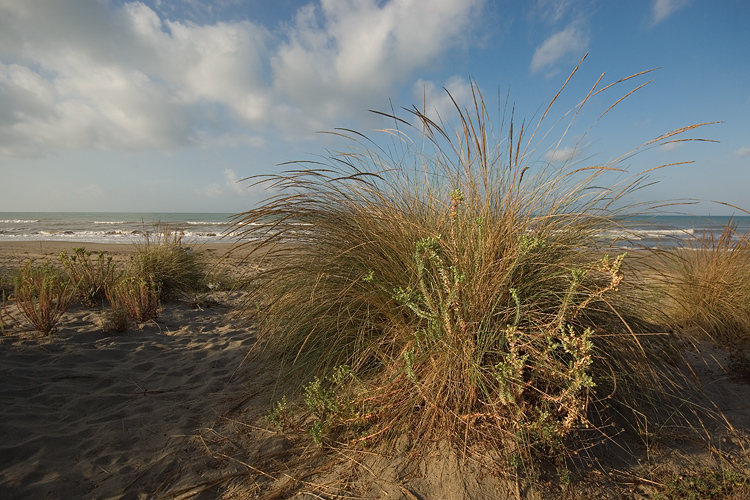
top-left (0, 212), bottom-right (237, 245)
top-left (1, 212), bottom-right (750, 248)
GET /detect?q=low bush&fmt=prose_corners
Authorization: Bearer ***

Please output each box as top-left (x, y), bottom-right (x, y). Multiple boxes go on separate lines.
top-left (14, 261), bottom-right (74, 335)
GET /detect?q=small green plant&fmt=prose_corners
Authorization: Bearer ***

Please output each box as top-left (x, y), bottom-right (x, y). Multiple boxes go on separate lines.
top-left (302, 366), bottom-right (359, 445)
top-left (659, 468), bottom-right (749, 499)
top-left (14, 261), bottom-right (74, 335)
top-left (558, 466), bottom-right (574, 488)
top-left (265, 396), bottom-right (290, 432)
top-left (309, 419), bottom-right (325, 446)
top-left (107, 276), bottom-right (160, 322)
top-left (59, 247), bottom-right (120, 307)
top-left (303, 377), bottom-right (341, 445)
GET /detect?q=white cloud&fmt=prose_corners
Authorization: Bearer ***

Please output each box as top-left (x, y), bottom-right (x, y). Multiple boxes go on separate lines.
top-left (659, 141), bottom-right (683, 152)
top-left (652, 0), bottom-right (692, 25)
top-left (532, 0), bottom-right (575, 24)
top-left (545, 146), bottom-right (576, 162)
top-left (203, 168), bottom-right (252, 198)
top-left (270, 0), bottom-right (483, 130)
top-left (223, 168), bottom-right (248, 195)
top-left (202, 167), bottom-right (279, 202)
top-left (737, 146), bottom-right (750, 158)
top-left (411, 76), bottom-right (474, 126)
top-left (0, 0), bottom-right (485, 158)
top-left (530, 25), bottom-right (588, 73)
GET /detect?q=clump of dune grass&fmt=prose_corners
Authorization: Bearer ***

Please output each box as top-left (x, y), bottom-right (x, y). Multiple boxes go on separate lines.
top-left (59, 247), bottom-right (120, 307)
top-left (14, 261), bottom-right (74, 335)
top-left (231, 61), bottom-right (715, 472)
top-left (663, 223), bottom-right (750, 344)
top-left (129, 224), bottom-right (206, 300)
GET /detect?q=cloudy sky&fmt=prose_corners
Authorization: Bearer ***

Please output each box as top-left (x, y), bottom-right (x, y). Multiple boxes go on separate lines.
top-left (1, 0), bottom-right (748, 214)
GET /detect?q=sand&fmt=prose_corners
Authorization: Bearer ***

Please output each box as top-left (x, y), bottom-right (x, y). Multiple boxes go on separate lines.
top-left (1, 241), bottom-right (750, 499)
top-left (0, 242), bottom-right (275, 499)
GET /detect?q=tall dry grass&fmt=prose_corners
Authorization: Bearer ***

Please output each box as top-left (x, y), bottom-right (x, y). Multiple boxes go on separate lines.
top-left (231, 62), bottom-right (715, 469)
top-left (128, 224), bottom-right (206, 300)
top-left (663, 223), bottom-right (750, 344)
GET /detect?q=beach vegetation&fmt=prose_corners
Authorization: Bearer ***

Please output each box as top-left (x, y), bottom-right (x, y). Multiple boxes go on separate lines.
top-left (104, 300), bottom-right (130, 332)
top-left (59, 247), bottom-right (120, 307)
top-left (265, 395), bottom-right (292, 433)
top-left (129, 225), bottom-right (206, 301)
top-left (654, 467), bottom-right (750, 500)
top-left (231, 59), bottom-right (715, 478)
top-left (106, 276), bottom-right (160, 323)
top-left (661, 224), bottom-right (750, 344)
top-left (13, 260), bottom-right (74, 335)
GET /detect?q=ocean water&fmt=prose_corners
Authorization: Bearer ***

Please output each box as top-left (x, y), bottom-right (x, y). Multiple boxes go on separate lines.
top-left (0, 212), bottom-right (237, 245)
top-left (1, 212), bottom-right (750, 247)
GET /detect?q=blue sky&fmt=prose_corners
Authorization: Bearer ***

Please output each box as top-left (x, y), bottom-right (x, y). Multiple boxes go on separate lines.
top-left (1, 0), bottom-right (748, 215)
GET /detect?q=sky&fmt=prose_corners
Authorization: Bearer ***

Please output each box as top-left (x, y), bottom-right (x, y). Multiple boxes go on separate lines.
top-left (0, 0), bottom-right (748, 215)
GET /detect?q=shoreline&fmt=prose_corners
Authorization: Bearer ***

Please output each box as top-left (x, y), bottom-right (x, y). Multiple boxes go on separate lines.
top-left (0, 240), bottom-right (250, 276)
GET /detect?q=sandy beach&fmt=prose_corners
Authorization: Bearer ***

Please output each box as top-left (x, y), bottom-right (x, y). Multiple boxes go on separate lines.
top-left (0, 241), bottom-right (280, 499)
top-left (1, 241), bottom-right (750, 499)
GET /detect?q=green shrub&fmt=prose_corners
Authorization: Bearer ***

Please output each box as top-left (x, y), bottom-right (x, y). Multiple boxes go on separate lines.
top-left (231, 68), bottom-right (713, 470)
top-left (14, 261), bottom-right (74, 335)
top-left (59, 247), bottom-right (120, 307)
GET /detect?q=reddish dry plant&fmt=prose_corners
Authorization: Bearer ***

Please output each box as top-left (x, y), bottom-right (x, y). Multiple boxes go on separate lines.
top-left (14, 261), bottom-right (74, 335)
top-left (107, 277), bottom-right (160, 323)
